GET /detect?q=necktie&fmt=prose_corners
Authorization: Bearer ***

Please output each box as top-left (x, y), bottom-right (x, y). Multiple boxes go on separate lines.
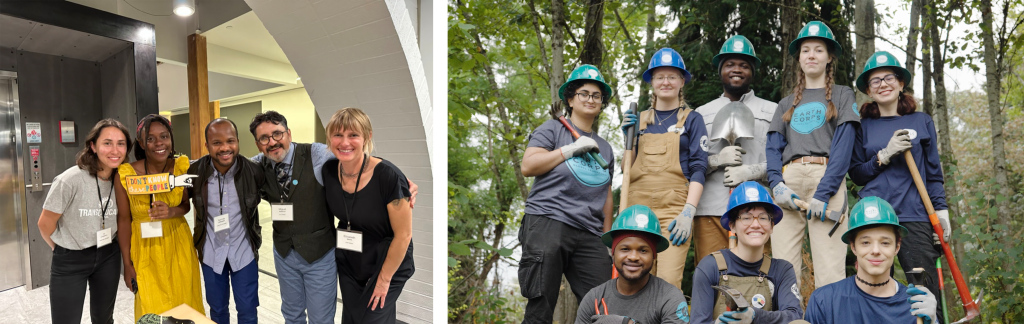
top-left (276, 162), bottom-right (291, 188)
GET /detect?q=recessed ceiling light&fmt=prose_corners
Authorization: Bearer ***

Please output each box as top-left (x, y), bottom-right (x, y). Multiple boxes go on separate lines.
top-left (173, 0), bottom-right (195, 17)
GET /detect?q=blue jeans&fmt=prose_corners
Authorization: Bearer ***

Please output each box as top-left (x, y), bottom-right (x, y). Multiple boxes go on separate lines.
top-left (201, 260), bottom-right (259, 324)
top-left (274, 249), bottom-right (337, 324)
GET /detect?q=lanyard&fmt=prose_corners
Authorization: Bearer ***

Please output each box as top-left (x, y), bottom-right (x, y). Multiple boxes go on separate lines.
top-left (276, 146), bottom-right (297, 202)
top-left (218, 171), bottom-right (226, 215)
top-left (337, 154), bottom-right (367, 230)
top-left (95, 175), bottom-right (114, 229)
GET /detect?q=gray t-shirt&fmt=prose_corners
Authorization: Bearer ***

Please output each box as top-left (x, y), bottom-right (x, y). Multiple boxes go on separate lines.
top-left (768, 86), bottom-right (859, 163)
top-left (42, 166), bottom-right (118, 250)
top-left (524, 119), bottom-right (614, 236)
top-left (575, 276), bottom-right (691, 324)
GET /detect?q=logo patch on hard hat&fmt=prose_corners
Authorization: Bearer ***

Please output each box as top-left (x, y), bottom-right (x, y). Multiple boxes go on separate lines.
top-left (733, 40), bottom-right (744, 52)
top-left (587, 69), bottom-right (599, 78)
top-left (636, 214), bottom-right (650, 228)
top-left (865, 206), bottom-right (880, 219)
top-left (661, 52), bottom-right (674, 64)
top-left (809, 25), bottom-right (820, 35)
top-left (745, 187), bottom-right (760, 200)
top-left (905, 129), bottom-right (918, 140)
top-left (877, 55), bottom-right (889, 64)
top-left (751, 294), bottom-right (767, 308)
top-left (700, 135), bottom-right (709, 152)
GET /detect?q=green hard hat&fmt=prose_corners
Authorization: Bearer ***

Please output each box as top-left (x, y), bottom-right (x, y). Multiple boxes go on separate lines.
top-left (788, 21), bottom-right (843, 57)
top-left (712, 35), bottom-right (761, 70)
top-left (841, 196), bottom-right (909, 244)
top-left (855, 51), bottom-right (913, 93)
top-left (558, 64), bottom-right (613, 101)
top-left (602, 205), bottom-right (670, 252)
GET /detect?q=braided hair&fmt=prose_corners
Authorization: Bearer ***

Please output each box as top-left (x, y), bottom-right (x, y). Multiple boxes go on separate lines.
top-left (782, 53), bottom-right (838, 123)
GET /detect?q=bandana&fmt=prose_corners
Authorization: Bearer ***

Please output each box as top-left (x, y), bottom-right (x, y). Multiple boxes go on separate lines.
top-left (612, 231), bottom-right (659, 258)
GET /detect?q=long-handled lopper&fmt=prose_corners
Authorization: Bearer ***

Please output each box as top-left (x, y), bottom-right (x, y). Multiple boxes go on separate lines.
top-left (903, 151), bottom-right (982, 323)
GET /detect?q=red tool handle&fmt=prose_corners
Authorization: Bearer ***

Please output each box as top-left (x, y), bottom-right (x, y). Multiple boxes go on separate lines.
top-left (903, 151), bottom-right (980, 320)
top-left (558, 116), bottom-right (610, 169)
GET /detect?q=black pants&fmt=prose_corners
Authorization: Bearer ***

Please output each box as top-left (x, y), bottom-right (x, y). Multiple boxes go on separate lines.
top-left (518, 214), bottom-right (612, 324)
top-left (897, 221), bottom-right (944, 324)
top-left (49, 240), bottom-right (122, 324)
top-left (336, 243), bottom-right (415, 324)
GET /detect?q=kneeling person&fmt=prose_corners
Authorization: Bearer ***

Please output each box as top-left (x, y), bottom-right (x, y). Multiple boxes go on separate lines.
top-left (804, 196), bottom-right (938, 323)
top-left (691, 181), bottom-right (802, 324)
top-left (575, 205), bottom-right (690, 324)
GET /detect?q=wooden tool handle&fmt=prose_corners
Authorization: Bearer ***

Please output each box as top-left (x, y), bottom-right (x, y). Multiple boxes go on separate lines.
top-left (794, 199), bottom-right (810, 211)
top-left (557, 116), bottom-right (609, 169)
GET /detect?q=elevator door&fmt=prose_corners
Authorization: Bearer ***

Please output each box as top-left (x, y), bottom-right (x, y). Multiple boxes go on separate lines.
top-left (0, 72), bottom-right (27, 292)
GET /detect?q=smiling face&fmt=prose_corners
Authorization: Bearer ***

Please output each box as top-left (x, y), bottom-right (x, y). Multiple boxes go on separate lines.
top-left (867, 68), bottom-right (905, 105)
top-left (566, 82), bottom-right (604, 118)
top-left (729, 205), bottom-right (774, 248)
top-left (254, 122), bottom-right (292, 163)
top-left (850, 226), bottom-right (901, 277)
top-left (613, 236), bottom-right (655, 282)
top-left (144, 122), bottom-right (173, 163)
top-left (90, 126), bottom-right (128, 172)
top-left (205, 120), bottom-right (238, 171)
top-left (799, 39), bottom-right (832, 76)
top-left (650, 67), bottom-right (684, 100)
top-left (329, 126), bottom-right (370, 163)
top-left (720, 56), bottom-right (754, 94)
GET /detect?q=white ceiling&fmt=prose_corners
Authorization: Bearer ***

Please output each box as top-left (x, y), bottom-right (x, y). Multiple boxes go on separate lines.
top-left (0, 14), bottom-right (132, 62)
top-left (203, 12), bottom-right (289, 64)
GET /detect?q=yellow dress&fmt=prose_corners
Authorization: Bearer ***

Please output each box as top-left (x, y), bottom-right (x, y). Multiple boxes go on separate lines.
top-left (118, 155), bottom-right (205, 321)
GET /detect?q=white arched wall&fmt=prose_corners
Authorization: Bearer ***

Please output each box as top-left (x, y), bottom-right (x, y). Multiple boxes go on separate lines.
top-left (244, 0), bottom-right (433, 322)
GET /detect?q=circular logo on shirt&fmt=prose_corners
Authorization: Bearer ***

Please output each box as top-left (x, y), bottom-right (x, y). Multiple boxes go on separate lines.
top-left (809, 25), bottom-right (820, 35)
top-left (745, 187), bottom-right (760, 201)
top-left (905, 129), bottom-right (918, 140)
top-left (751, 294), bottom-right (767, 308)
top-left (865, 206), bottom-right (880, 219)
top-left (661, 52), bottom-right (674, 65)
top-left (566, 154), bottom-right (610, 187)
top-left (790, 102), bottom-right (827, 134)
top-left (791, 283), bottom-right (802, 302)
top-left (700, 135), bottom-right (709, 152)
top-left (668, 125), bottom-right (685, 134)
top-left (636, 214), bottom-right (650, 228)
top-left (676, 301), bottom-right (690, 322)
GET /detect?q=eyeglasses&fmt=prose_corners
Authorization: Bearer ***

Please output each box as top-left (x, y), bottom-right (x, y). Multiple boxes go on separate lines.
top-left (257, 130), bottom-right (286, 145)
top-left (868, 74), bottom-right (899, 90)
top-left (574, 92), bottom-right (603, 102)
top-left (653, 75), bottom-right (681, 82)
top-left (737, 212), bottom-right (772, 227)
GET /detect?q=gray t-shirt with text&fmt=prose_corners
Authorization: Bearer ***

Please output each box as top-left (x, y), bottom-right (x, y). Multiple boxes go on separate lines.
top-left (768, 86), bottom-right (859, 163)
top-left (42, 166), bottom-right (118, 250)
top-left (575, 276), bottom-right (691, 324)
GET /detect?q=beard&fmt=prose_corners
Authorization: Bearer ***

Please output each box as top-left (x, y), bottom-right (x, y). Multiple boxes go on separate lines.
top-left (723, 79), bottom-right (751, 95)
top-left (615, 261), bottom-right (653, 282)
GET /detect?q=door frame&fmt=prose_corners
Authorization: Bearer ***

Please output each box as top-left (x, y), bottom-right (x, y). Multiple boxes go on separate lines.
top-left (0, 70), bottom-right (30, 291)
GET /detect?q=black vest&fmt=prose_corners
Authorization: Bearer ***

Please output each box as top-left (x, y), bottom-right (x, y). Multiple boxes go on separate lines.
top-left (261, 143), bottom-right (334, 263)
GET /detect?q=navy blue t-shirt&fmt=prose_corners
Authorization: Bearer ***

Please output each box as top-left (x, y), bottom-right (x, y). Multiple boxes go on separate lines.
top-left (690, 249), bottom-right (803, 324)
top-left (849, 112), bottom-right (947, 223)
top-left (637, 108), bottom-right (709, 184)
top-left (804, 276), bottom-right (916, 324)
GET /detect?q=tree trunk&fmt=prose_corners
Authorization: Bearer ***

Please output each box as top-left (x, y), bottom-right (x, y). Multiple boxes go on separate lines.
top-left (905, 0), bottom-right (921, 93)
top-left (580, 0), bottom-right (605, 68)
top-left (854, 0), bottom-right (876, 104)
top-left (780, 0), bottom-right (802, 93)
top-left (527, 0), bottom-right (555, 104)
top-left (550, 0), bottom-right (567, 106)
top-left (637, 0), bottom-right (656, 110)
top-left (921, 13), bottom-right (932, 116)
top-left (979, 0), bottom-right (1013, 294)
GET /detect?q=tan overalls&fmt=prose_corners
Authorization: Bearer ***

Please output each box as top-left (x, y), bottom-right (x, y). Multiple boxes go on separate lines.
top-left (710, 251), bottom-right (774, 319)
top-left (629, 108), bottom-right (693, 290)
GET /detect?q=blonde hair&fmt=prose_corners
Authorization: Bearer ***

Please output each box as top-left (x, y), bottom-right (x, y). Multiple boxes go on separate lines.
top-left (325, 107), bottom-right (375, 154)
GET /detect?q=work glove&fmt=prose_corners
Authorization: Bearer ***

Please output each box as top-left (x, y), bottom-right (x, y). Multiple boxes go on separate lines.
top-left (620, 109), bottom-right (638, 138)
top-left (668, 203), bottom-right (696, 246)
top-left (714, 307), bottom-right (755, 324)
top-left (772, 182), bottom-right (802, 211)
top-left (560, 136), bottom-right (600, 161)
top-left (806, 197), bottom-right (829, 221)
top-left (933, 210), bottom-right (951, 245)
top-left (590, 315), bottom-right (634, 324)
top-left (723, 164), bottom-right (767, 187)
top-left (877, 129), bottom-right (912, 165)
top-left (908, 284), bottom-right (938, 324)
top-left (709, 146), bottom-right (745, 172)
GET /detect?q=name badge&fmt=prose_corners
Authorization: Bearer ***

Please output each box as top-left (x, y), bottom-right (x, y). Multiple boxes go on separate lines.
top-left (141, 221), bottom-right (163, 238)
top-left (337, 229), bottom-right (363, 252)
top-left (96, 228), bottom-right (112, 247)
top-left (214, 214), bottom-right (229, 232)
top-left (272, 203), bottom-right (293, 221)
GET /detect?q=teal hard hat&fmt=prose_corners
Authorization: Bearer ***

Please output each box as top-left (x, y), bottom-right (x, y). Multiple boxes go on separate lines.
top-left (788, 21), bottom-right (843, 57)
top-left (841, 196), bottom-right (909, 244)
top-left (712, 35), bottom-right (761, 70)
top-left (602, 205), bottom-right (670, 252)
top-left (855, 51), bottom-right (913, 93)
top-left (642, 48), bottom-right (692, 84)
top-left (558, 64), bottom-right (613, 100)
top-left (721, 181), bottom-right (783, 231)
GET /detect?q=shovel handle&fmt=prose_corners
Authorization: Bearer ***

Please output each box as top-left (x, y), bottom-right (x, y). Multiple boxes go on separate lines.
top-left (558, 116), bottom-right (610, 169)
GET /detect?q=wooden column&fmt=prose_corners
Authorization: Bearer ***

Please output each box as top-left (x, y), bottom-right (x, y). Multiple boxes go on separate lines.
top-left (187, 33), bottom-right (213, 158)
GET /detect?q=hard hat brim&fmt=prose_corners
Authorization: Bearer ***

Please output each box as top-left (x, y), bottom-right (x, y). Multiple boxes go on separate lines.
top-left (602, 229), bottom-right (670, 253)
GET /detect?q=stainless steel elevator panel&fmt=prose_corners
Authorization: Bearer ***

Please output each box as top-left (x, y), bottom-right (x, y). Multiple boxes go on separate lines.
top-left (0, 71), bottom-right (29, 292)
